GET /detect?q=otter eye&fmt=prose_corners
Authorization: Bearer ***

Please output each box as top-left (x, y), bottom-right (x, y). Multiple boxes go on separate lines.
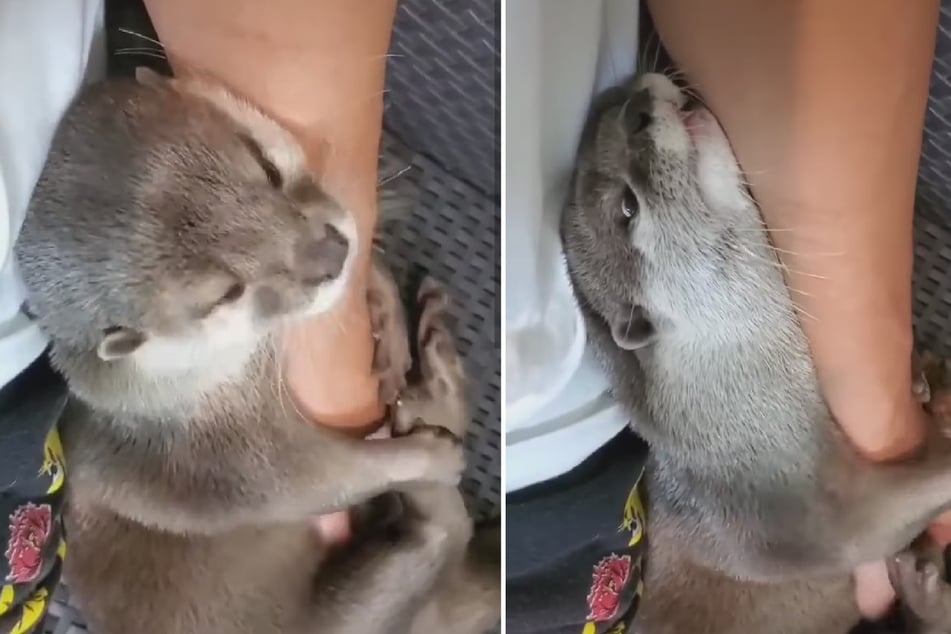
top-left (238, 133), bottom-right (283, 189)
top-left (219, 282), bottom-right (246, 305)
top-left (620, 188), bottom-right (640, 223)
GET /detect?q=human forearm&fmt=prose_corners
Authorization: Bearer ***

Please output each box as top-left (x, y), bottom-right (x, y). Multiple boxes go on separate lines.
top-left (648, 0), bottom-right (939, 460)
top-left (144, 0), bottom-right (398, 430)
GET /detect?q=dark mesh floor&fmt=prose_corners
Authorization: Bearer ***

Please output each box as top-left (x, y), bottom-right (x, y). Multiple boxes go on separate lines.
top-left (384, 0), bottom-right (500, 197)
top-left (913, 4), bottom-right (951, 358)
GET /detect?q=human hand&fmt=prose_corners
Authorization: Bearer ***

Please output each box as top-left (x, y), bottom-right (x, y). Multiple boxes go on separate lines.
top-left (850, 354), bottom-right (951, 619)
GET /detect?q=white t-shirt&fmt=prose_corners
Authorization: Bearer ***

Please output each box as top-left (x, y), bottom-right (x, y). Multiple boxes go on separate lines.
top-left (505, 0), bottom-right (640, 491)
top-left (0, 0), bottom-right (106, 388)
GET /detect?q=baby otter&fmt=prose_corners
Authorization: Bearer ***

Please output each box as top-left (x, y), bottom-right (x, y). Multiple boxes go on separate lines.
top-left (15, 67), bottom-right (480, 633)
top-left (561, 72), bottom-right (951, 633)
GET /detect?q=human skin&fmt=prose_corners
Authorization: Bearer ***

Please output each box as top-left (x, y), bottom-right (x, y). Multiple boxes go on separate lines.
top-left (647, 0), bottom-right (940, 619)
top-left (144, 0), bottom-right (398, 434)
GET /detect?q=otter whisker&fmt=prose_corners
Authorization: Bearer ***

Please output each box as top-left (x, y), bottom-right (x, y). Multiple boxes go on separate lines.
top-left (651, 34), bottom-right (662, 74)
top-left (117, 27), bottom-right (164, 47)
top-left (271, 339), bottom-right (310, 425)
top-left (791, 306), bottom-right (819, 323)
top-left (379, 164), bottom-right (413, 187)
top-left (736, 244), bottom-right (830, 281)
top-left (623, 301), bottom-right (637, 340)
top-left (638, 32), bottom-right (656, 72)
top-left (114, 51), bottom-right (169, 61)
top-left (766, 245), bottom-right (845, 259)
top-left (114, 47), bottom-right (165, 55)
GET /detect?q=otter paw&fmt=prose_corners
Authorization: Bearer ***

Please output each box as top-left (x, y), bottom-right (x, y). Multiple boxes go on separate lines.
top-left (354, 491), bottom-right (409, 544)
top-left (406, 422), bottom-right (465, 486)
top-left (393, 278), bottom-right (469, 438)
top-left (916, 351), bottom-right (951, 437)
top-left (888, 551), bottom-right (951, 630)
top-left (368, 261), bottom-right (412, 406)
top-left (914, 363), bottom-right (932, 406)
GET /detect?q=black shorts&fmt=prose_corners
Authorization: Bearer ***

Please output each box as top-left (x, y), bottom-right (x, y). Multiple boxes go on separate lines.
top-left (506, 429), bottom-right (648, 634)
top-left (0, 352), bottom-right (68, 634)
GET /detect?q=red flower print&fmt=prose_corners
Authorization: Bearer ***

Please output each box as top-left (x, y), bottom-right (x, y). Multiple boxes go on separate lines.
top-left (4, 503), bottom-right (52, 584)
top-left (586, 553), bottom-right (632, 622)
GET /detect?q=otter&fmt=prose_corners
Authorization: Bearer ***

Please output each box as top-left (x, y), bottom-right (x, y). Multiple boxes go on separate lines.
top-left (560, 72), bottom-right (951, 633)
top-left (15, 67), bottom-right (497, 634)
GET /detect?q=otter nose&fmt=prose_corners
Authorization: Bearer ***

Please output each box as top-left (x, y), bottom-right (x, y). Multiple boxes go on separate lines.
top-left (298, 224), bottom-right (349, 285)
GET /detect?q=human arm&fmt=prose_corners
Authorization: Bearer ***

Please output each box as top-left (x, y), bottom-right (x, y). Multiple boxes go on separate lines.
top-left (646, 0), bottom-right (941, 618)
top-left (649, 0), bottom-right (939, 460)
top-left (646, 0), bottom-right (939, 462)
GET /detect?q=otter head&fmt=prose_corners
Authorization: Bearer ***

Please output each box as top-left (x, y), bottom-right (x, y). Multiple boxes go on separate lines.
top-left (16, 68), bottom-right (358, 384)
top-left (561, 73), bottom-right (771, 351)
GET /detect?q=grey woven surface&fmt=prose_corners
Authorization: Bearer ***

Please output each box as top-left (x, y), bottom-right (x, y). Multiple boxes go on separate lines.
top-left (384, 0), bottom-right (500, 197)
top-left (914, 5), bottom-right (951, 358)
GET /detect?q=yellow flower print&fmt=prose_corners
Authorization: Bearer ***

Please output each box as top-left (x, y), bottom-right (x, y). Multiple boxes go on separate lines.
top-left (7, 587), bottom-right (47, 634)
top-left (619, 479), bottom-right (646, 547)
top-left (38, 428), bottom-right (65, 496)
top-left (582, 621), bottom-right (627, 634)
top-left (0, 585), bottom-right (12, 617)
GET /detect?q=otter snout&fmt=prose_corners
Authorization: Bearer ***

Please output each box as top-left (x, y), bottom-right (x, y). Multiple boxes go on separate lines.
top-left (294, 210), bottom-right (358, 318)
top-left (298, 223), bottom-right (350, 285)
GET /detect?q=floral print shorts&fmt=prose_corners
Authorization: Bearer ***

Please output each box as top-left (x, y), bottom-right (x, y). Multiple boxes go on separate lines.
top-left (0, 353), bottom-right (68, 634)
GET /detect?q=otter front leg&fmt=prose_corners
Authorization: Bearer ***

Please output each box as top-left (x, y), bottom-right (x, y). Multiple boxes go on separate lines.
top-left (63, 407), bottom-right (465, 536)
top-left (307, 490), bottom-right (460, 634)
top-left (409, 520), bottom-right (503, 634)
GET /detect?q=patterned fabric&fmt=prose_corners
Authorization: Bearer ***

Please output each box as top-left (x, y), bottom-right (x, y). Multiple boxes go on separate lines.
top-left (0, 354), bottom-right (68, 634)
top-left (506, 431), bottom-right (647, 634)
top-left (580, 479), bottom-right (646, 634)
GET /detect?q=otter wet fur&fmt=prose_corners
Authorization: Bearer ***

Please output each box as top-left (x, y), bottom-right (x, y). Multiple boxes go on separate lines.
top-left (561, 72), bottom-right (951, 634)
top-left (15, 67), bottom-right (495, 633)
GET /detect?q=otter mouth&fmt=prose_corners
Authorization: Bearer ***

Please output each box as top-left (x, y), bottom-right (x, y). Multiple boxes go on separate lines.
top-left (677, 96), bottom-right (713, 143)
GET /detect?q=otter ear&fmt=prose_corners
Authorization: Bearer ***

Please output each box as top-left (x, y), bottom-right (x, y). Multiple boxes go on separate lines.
top-left (610, 308), bottom-right (656, 351)
top-left (98, 327), bottom-right (146, 361)
top-left (134, 66), bottom-right (166, 86)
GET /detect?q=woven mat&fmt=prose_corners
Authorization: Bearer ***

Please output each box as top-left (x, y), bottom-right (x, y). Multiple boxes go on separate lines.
top-left (913, 4), bottom-right (951, 358)
top-left (384, 0), bottom-right (500, 197)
